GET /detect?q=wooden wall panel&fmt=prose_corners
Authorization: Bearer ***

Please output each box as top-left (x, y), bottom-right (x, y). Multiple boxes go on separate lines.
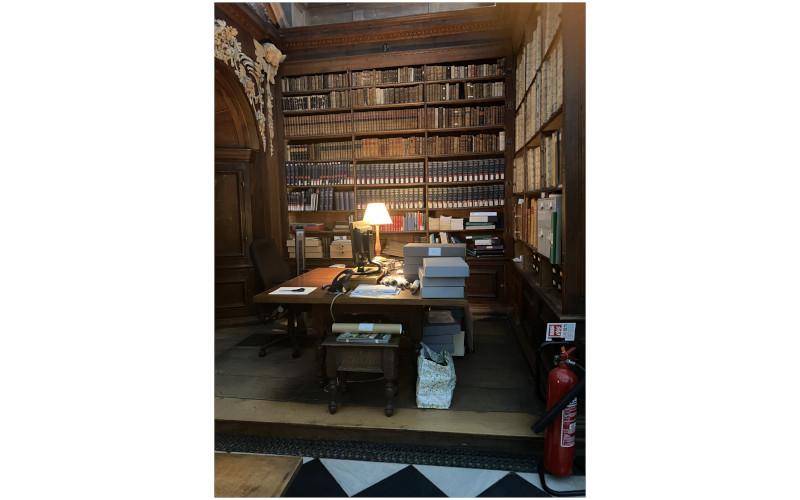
top-left (465, 262), bottom-right (506, 301)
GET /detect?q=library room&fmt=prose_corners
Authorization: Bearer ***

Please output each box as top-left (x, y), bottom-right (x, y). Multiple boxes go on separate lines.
top-left (214, 2), bottom-right (585, 496)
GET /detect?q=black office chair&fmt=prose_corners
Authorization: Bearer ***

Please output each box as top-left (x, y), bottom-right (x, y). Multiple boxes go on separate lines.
top-left (250, 238), bottom-right (304, 358)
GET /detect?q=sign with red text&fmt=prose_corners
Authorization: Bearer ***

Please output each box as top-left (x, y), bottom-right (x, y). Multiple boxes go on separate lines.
top-left (545, 322), bottom-right (576, 342)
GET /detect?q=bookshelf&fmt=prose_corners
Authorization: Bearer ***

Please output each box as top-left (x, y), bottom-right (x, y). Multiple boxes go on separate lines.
top-left (279, 56), bottom-right (510, 271)
top-left (509, 3), bottom-right (584, 321)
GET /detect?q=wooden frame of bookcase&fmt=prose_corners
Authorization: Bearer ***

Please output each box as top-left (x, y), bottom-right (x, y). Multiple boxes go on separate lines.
top-left (278, 54), bottom-right (514, 282)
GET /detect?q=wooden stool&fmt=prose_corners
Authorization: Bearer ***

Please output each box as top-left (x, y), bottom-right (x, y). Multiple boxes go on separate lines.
top-left (320, 335), bottom-right (401, 417)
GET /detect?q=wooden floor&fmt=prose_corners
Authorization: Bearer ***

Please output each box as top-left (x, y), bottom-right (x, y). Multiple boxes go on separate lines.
top-left (216, 397), bottom-right (537, 438)
top-left (215, 452), bottom-right (301, 497)
top-left (215, 316), bottom-right (543, 439)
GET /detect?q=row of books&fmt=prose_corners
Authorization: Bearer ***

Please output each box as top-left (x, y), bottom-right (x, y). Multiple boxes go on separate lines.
top-left (425, 132), bottom-right (505, 155)
top-left (426, 105), bottom-right (504, 129)
top-left (429, 211), bottom-right (503, 231)
top-left (284, 112), bottom-right (351, 137)
top-left (352, 67), bottom-right (423, 86)
top-left (356, 188), bottom-right (425, 210)
top-left (428, 158), bottom-right (505, 183)
top-left (380, 212), bottom-right (426, 232)
top-left (287, 189), bottom-right (355, 212)
top-left (527, 146), bottom-right (542, 191)
top-left (528, 198), bottom-right (538, 250)
top-left (282, 90), bottom-right (350, 112)
top-left (515, 13), bottom-right (542, 109)
top-left (517, 36), bottom-right (563, 145)
top-left (425, 59), bottom-right (505, 81)
top-left (353, 85), bottom-right (422, 106)
top-left (515, 107), bottom-right (526, 150)
top-left (542, 131), bottom-right (561, 188)
top-left (426, 81), bottom-right (505, 102)
top-left (287, 132), bottom-right (505, 161)
top-left (282, 82), bottom-right (505, 110)
top-left (281, 72), bottom-right (349, 92)
top-left (286, 106), bottom-right (503, 136)
top-left (286, 161), bottom-right (353, 186)
top-left (356, 162), bottom-right (424, 185)
top-left (353, 109), bottom-right (425, 132)
top-left (466, 233), bottom-right (505, 258)
top-left (287, 141), bottom-right (352, 161)
top-left (427, 185), bottom-right (505, 208)
top-left (543, 3), bottom-right (562, 51)
top-left (355, 137), bottom-right (424, 158)
top-left (513, 138), bottom-right (560, 193)
top-left (513, 155), bottom-right (525, 193)
top-left (539, 35), bottom-right (564, 129)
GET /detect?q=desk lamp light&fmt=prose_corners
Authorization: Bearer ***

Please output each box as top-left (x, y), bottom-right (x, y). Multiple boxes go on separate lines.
top-left (363, 202), bottom-right (392, 256)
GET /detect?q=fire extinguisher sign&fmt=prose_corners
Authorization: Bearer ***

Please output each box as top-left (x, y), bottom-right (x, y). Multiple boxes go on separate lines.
top-left (545, 322), bottom-right (576, 342)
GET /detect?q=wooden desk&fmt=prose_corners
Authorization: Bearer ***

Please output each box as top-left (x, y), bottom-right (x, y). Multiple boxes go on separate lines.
top-left (215, 453), bottom-right (301, 497)
top-left (253, 267), bottom-right (473, 346)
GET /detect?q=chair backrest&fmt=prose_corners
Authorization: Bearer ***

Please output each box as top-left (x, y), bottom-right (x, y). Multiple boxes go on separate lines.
top-left (250, 238), bottom-right (291, 290)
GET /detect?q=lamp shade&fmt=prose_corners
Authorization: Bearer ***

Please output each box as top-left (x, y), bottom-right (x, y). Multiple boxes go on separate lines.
top-left (363, 202), bottom-right (392, 225)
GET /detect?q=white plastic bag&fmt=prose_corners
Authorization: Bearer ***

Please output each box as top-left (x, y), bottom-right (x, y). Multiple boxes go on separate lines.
top-left (416, 342), bottom-right (457, 409)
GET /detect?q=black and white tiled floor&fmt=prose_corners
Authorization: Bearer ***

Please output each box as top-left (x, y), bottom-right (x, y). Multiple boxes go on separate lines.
top-left (284, 456), bottom-right (586, 497)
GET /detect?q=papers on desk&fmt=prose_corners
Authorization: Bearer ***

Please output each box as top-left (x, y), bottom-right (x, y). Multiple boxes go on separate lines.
top-left (349, 284), bottom-right (400, 298)
top-left (269, 286), bottom-right (317, 295)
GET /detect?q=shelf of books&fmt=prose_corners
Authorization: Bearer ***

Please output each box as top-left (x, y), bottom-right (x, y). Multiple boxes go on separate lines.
top-left (280, 56), bottom-right (511, 264)
top-left (510, 2), bottom-right (578, 312)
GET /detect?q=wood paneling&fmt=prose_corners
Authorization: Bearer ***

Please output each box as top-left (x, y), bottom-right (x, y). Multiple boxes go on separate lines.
top-left (466, 261), bottom-right (506, 300)
top-left (215, 267), bottom-right (255, 319)
top-left (561, 3), bottom-right (586, 315)
top-left (215, 162), bottom-right (252, 267)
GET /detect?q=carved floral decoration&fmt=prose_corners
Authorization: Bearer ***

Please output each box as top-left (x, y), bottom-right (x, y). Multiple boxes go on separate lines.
top-left (214, 19), bottom-right (286, 155)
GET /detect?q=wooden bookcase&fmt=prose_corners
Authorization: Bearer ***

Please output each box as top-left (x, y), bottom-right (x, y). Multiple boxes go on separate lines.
top-left (505, 3), bottom-right (585, 382)
top-left (278, 57), bottom-right (512, 301)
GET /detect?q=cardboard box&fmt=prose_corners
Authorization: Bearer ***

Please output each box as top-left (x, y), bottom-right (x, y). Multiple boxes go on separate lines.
top-left (330, 240), bottom-right (353, 258)
top-left (286, 238), bottom-right (322, 248)
top-left (422, 257), bottom-right (470, 278)
top-left (419, 267), bottom-right (465, 287)
top-left (420, 285), bottom-right (465, 299)
top-left (289, 251), bottom-right (324, 258)
top-left (403, 243), bottom-right (466, 258)
top-left (423, 331), bottom-right (464, 356)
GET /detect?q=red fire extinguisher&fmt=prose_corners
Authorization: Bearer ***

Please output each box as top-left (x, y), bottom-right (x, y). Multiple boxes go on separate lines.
top-left (543, 346), bottom-right (580, 476)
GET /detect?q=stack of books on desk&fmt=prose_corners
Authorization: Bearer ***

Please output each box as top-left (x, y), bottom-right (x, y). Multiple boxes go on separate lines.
top-left (286, 237), bottom-right (323, 258)
top-left (402, 243), bottom-right (466, 280)
top-left (419, 256), bottom-right (470, 299)
top-left (466, 234), bottom-right (505, 258)
top-left (422, 310), bottom-right (464, 356)
top-left (466, 211), bottom-right (501, 230)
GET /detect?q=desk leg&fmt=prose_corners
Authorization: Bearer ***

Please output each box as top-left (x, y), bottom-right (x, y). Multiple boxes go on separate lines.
top-left (311, 304), bottom-right (330, 387)
top-left (288, 308), bottom-right (301, 358)
top-left (384, 381), bottom-right (396, 417)
top-left (325, 349), bottom-right (339, 414)
top-left (383, 349), bottom-right (398, 417)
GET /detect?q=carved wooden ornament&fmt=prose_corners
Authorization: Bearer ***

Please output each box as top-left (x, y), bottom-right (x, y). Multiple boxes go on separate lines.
top-left (214, 19), bottom-right (285, 155)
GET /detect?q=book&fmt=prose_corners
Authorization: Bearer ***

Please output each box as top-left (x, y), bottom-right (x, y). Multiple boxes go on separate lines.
top-left (335, 332), bottom-right (392, 344)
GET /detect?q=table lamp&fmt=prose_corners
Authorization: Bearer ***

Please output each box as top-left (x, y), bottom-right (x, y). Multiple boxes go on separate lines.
top-left (363, 202), bottom-right (392, 256)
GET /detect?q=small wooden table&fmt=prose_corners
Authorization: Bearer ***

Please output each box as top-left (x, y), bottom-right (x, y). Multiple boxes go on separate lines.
top-left (214, 453), bottom-right (302, 497)
top-left (321, 335), bottom-right (401, 417)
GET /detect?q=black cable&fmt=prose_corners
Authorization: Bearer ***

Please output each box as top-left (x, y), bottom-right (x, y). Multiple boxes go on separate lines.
top-left (537, 461), bottom-right (586, 497)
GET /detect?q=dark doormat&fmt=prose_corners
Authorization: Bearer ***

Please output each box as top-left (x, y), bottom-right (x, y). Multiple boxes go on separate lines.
top-left (215, 433), bottom-right (539, 472)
